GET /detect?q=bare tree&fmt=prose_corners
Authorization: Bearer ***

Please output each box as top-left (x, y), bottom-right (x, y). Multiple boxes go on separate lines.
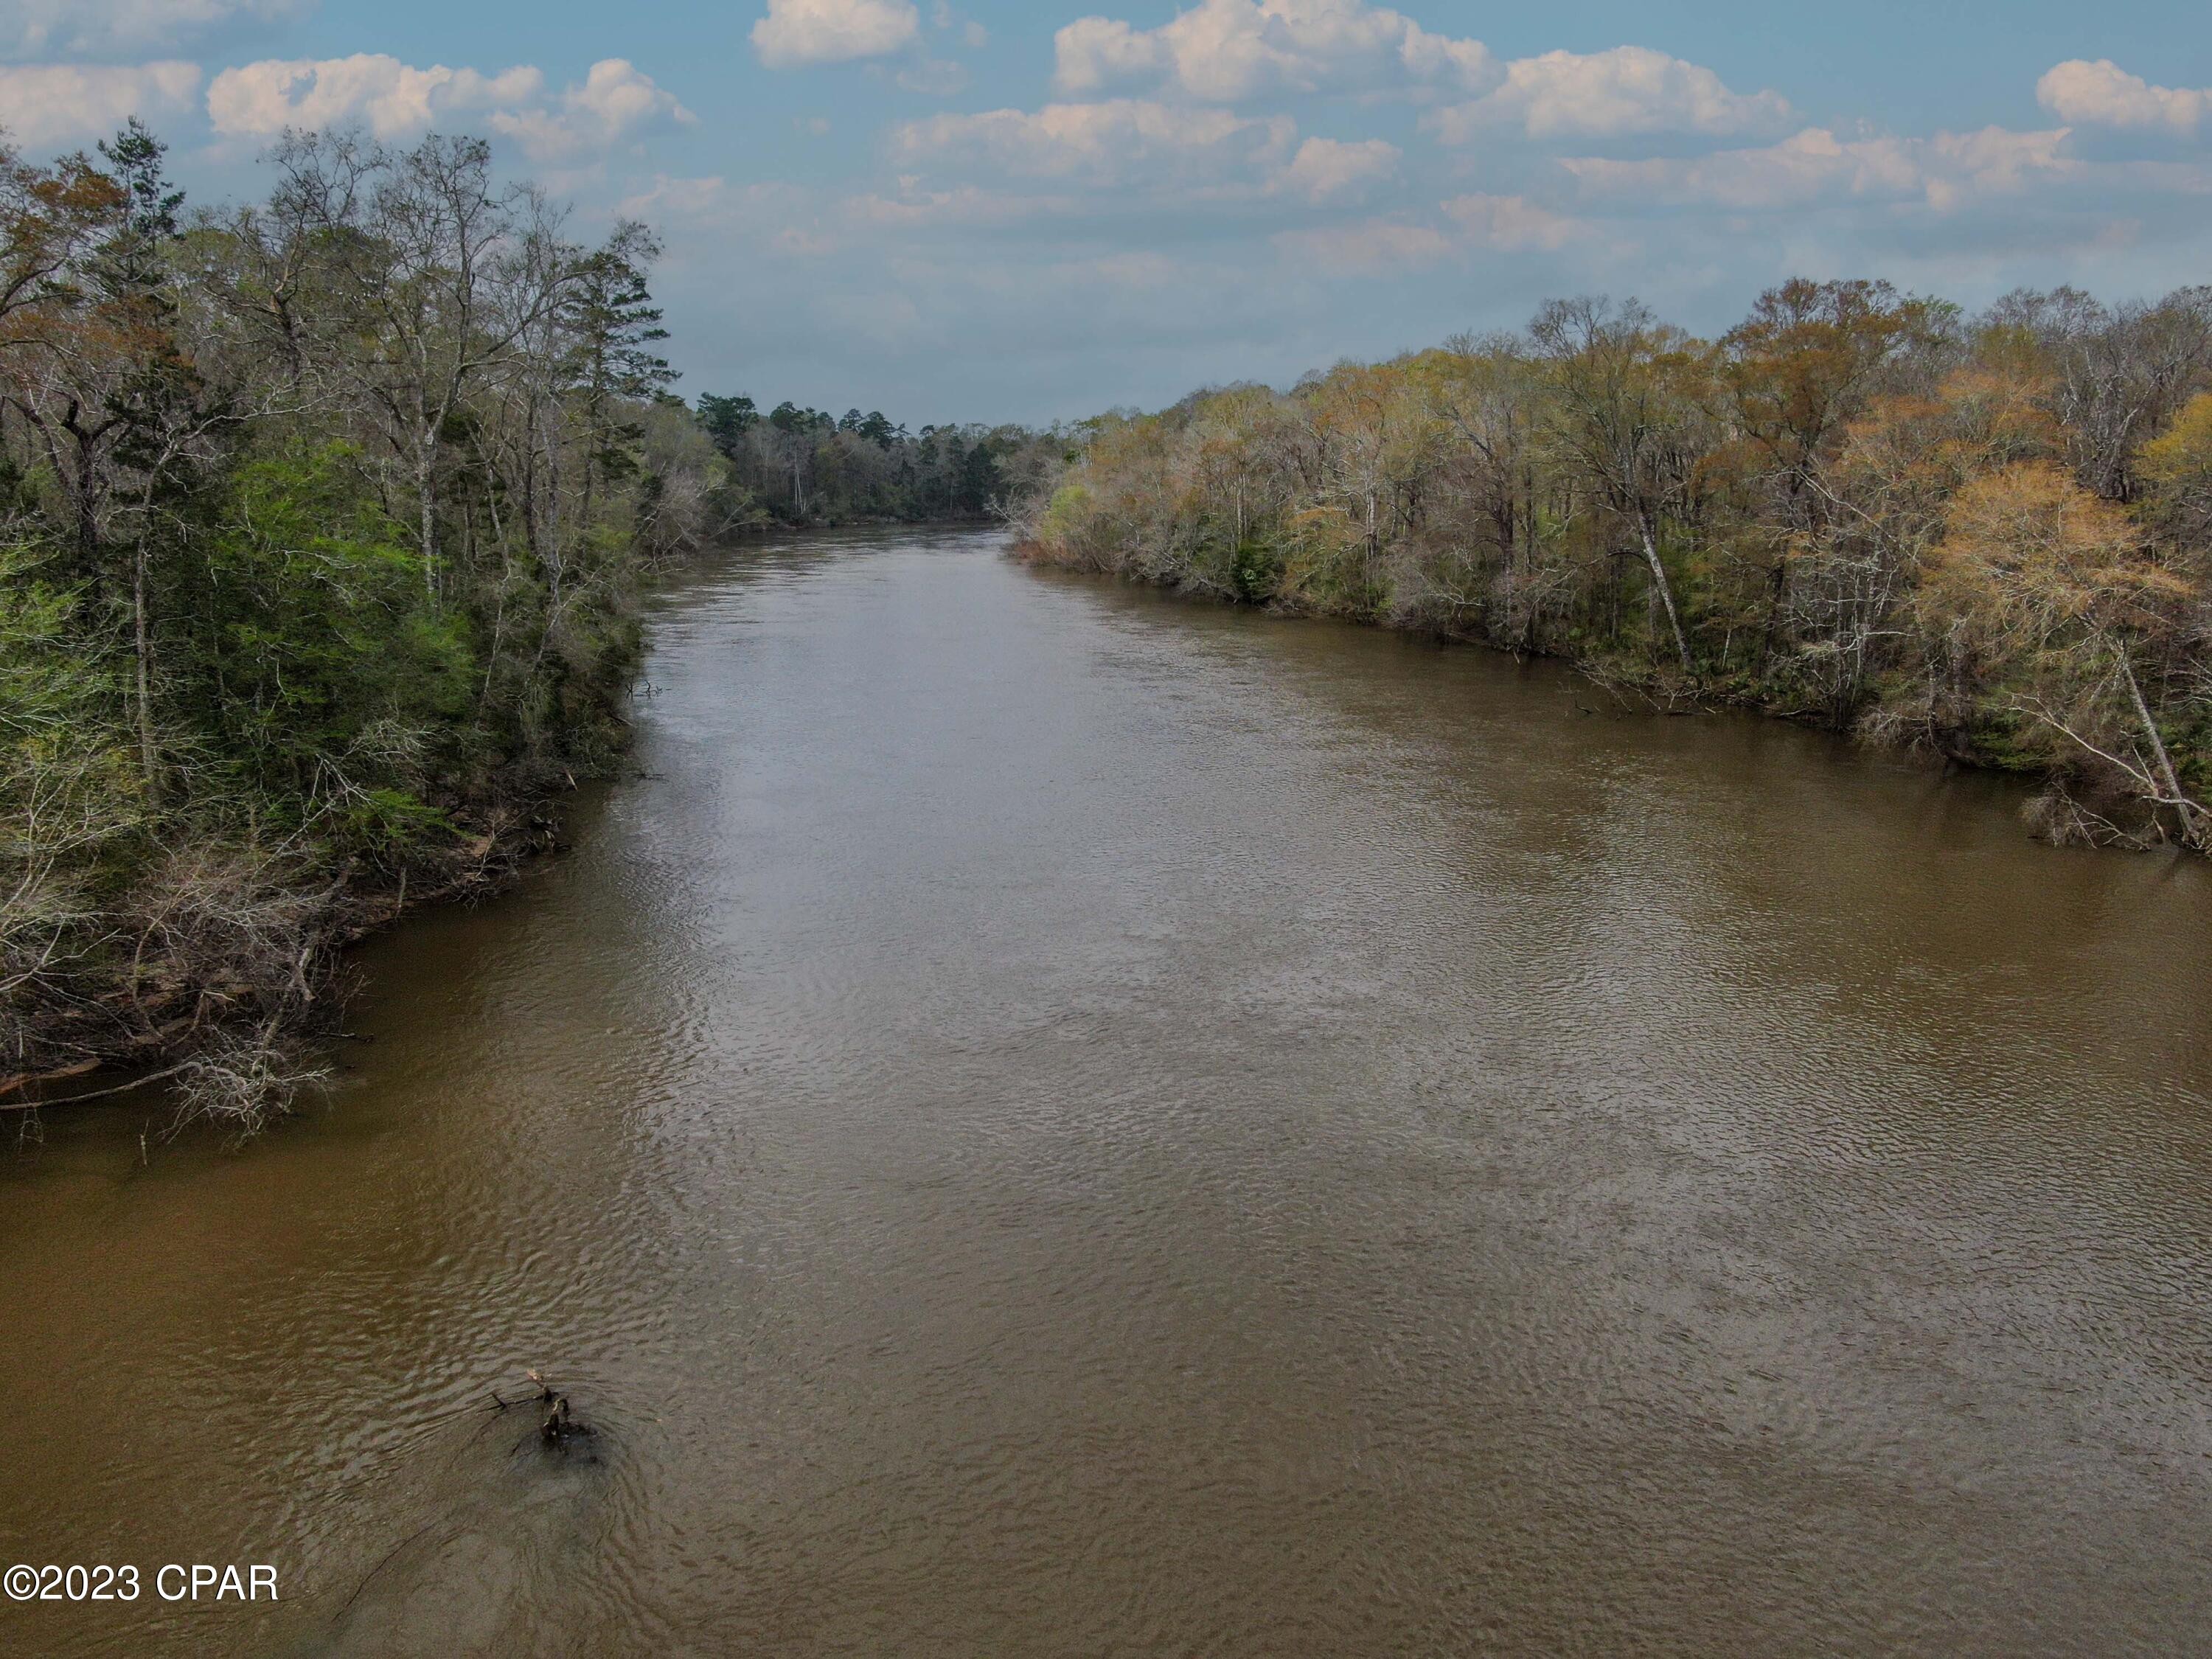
top-left (1530, 297), bottom-right (1707, 673)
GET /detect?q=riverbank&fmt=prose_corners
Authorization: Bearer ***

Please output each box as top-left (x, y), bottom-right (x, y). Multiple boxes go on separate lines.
top-left (1009, 532), bottom-right (2162, 853)
top-left (1, 750), bottom-right (616, 1126)
top-left (1017, 285), bottom-right (2212, 856)
top-left (0, 130), bottom-right (706, 1129)
top-left (1, 809), bottom-right (552, 1105)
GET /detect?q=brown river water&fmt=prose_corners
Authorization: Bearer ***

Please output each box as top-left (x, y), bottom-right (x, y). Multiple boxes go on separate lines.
top-left (4, 527), bottom-right (2211, 1656)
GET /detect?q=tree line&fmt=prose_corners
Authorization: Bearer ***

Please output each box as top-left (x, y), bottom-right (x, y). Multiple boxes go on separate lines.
top-left (1020, 281), bottom-right (2212, 853)
top-left (0, 120), bottom-right (759, 1123)
top-left (695, 392), bottom-right (1065, 525)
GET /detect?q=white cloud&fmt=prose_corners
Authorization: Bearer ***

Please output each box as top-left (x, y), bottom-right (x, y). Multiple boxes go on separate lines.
top-left (0, 61), bottom-right (201, 147)
top-left (1917, 126), bottom-right (2078, 209)
top-left (2037, 60), bottom-right (2208, 138)
top-left (1561, 128), bottom-right (1913, 210)
top-left (1558, 125), bottom-right (2074, 213)
top-left (489, 59), bottom-right (694, 159)
top-left (616, 174), bottom-right (1072, 260)
top-left (208, 55), bottom-right (540, 139)
top-left (1441, 192), bottom-right (1583, 251)
top-left (1277, 136), bottom-right (1399, 203)
top-left (616, 174), bottom-right (844, 255)
top-left (1271, 217), bottom-right (1456, 275)
top-left (1054, 0), bottom-right (1496, 102)
top-left (927, 1), bottom-right (987, 47)
top-left (1273, 192), bottom-right (1590, 274)
top-left (894, 99), bottom-right (1295, 187)
top-left (1429, 46), bottom-right (1792, 142)
top-left (846, 186), bottom-right (1071, 228)
top-left (752, 0), bottom-right (920, 69)
top-left (1055, 13), bottom-right (1785, 141)
top-left (0, 0), bottom-right (305, 58)
top-left (619, 173), bottom-right (740, 222)
top-left (205, 54), bottom-right (689, 156)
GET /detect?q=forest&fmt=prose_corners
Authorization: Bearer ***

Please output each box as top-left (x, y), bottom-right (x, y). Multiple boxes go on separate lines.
top-left (0, 121), bottom-right (720, 1120)
top-left (10, 109), bottom-right (2207, 1133)
top-left (695, 392), bottom-right (1065, 526)
top-left (0, 118), bottom-right (1016, 1125)
top-left (1020, 282), bottom-right (2212, 855)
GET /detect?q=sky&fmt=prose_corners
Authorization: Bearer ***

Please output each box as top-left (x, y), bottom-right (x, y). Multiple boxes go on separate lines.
top-left (3, 1), bottom-right (2211, 425)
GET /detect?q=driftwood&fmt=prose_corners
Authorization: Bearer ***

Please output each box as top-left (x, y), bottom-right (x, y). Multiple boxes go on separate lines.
top-left (3, 804), bottom-right (561, 1120)
top-left (490, 1370), bottom-right (597, 1454)
top-left (0, 1061), bottom-right (193, 1112)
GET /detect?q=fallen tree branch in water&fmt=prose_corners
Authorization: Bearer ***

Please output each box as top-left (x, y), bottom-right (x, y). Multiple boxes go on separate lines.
top-left (0, 1062), bottom-right (192, 1111)
top-left (490, 1370), bottom-right (598, 1453)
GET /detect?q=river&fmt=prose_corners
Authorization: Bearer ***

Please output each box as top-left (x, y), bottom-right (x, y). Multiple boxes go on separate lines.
top-left (4, 527), bottom-right (2211, 1655)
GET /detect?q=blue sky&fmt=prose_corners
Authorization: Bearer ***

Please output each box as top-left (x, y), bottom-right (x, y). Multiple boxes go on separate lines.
top-left (4, 1), bottom-right (2210, 423)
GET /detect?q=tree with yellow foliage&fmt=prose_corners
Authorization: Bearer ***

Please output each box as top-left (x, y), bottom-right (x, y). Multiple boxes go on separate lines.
top-left (2139, 392), bottom-right (2212, 546)
top-left (1927, 461), bottom-right (2203, 846)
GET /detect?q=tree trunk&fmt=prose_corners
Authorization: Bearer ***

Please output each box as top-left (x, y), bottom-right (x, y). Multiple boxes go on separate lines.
top-left (132, 538), bottom-right (161, 804)
top-left (1365, 487), bottom-right (1380, 599)
top-left (581, 389), bottom-right (600, 532)
top-left (417, 428), bottom-right (439, 605)
top-left (2118, 650), bottom-right (2203, 846)
top-left (1640, 519), bottom-right (1694, 675)
top-left (75, 449), bottom-right (100, 573)
top-left (1757, 555), bottom-right (1788, 671)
